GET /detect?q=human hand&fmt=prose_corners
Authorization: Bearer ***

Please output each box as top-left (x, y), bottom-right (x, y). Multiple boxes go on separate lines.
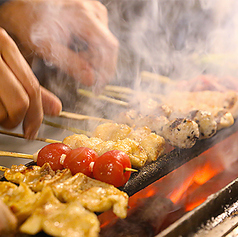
top-left (0, 28), bottom-right (62, 139)
top-left (0, 0), bottom-right (119, 91)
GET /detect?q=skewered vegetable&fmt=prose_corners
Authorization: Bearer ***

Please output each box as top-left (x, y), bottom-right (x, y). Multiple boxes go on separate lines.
top-left (93, 150), bottom-right (131, 187)
top-left (63, 147), bottom-right (98, 177)
top-left (37, 143), bottom-right (72, 171)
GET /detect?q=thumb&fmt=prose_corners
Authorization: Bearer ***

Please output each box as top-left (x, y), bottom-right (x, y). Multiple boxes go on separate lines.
top-left (40, 86), bottom-right (62, 116)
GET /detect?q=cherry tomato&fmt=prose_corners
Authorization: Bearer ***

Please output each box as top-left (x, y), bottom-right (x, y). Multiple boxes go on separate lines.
top-left (63, 147), bottom-right (98, 176)
top-left (37, 143), bottom-right (71, 171)
top-left (93, 150), bottom-right (131, 187)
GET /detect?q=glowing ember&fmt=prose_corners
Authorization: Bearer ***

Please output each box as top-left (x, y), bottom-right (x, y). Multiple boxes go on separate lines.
top-left (99, 132), bottom-right (238, 236)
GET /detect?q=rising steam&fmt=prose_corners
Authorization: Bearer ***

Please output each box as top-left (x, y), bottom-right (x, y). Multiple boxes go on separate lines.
top-left (104, 0), bottom-right (238, 88)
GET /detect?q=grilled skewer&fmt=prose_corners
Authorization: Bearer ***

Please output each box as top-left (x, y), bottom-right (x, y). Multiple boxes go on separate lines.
top-left (0, 130), bottom-right (60, 143)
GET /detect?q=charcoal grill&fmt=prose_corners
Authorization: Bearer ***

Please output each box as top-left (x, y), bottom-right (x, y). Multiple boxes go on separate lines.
top-left (1, 118), bottom-right (238, 237)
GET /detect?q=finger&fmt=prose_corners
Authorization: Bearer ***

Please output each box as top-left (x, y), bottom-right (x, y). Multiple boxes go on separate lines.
top-left (64, 0), bottom-right (108, 26)
top-left (89, 1), bottom-right (109, 26)
top-left (0, 57), bottom-right (29, 129)
top-left (0, 29), bottom-right (43, 138)
top-left (0, 100), bottom-right (7, 124)
top-left (40, 86), bottom-right (62, 116)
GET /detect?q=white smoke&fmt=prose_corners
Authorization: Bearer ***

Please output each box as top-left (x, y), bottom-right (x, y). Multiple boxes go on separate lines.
top-left (104, 0), bottom-right (238, 89)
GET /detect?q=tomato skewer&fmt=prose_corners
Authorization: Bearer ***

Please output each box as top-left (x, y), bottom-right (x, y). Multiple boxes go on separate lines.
top-left (63, 147), bottom-right (98, 177)
top-left (37, 143), bottom-right (134, 187)
top-left (37, 143), bottom-right (71, 171)
top-left (93, 150), bottom-right (132, 187)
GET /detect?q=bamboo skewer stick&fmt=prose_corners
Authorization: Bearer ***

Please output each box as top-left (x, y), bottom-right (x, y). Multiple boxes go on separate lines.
top-left (140, 71), bottom-right (174, 85)
top-left (59, 111), bottom-right (113, 123)
top-left (0, 165), bottom-right (8, 172)
top-left (0, 151), bottom-right (138, 173)
top-left (78, 89), bottom-right (129, 107)
top-left (103, 83), bottom-right (165, 101)
top-left (0, 129), bottom-right (60, 144)
top-left (124, 167), bottom-right (138, 172)
top-left (42, 119), bottom-right (92, 137)
top-left (102, 90), bottom-right (131, 101)
top-left (104, 85), bottom-right (135, 94)
top-left (0, 151), bottom-right (34, 160)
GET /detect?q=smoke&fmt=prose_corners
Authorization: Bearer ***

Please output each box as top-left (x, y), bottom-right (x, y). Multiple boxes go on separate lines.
top-left (30, 0), bottom-right (238, 131)
top-left (103, 0), bottom-right (238, 89)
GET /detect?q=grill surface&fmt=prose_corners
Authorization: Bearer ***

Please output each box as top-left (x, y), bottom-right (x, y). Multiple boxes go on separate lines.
top-left (121, 119), bottom-right (238, 196)
top-left (1, 118), bottom-right (238, 237)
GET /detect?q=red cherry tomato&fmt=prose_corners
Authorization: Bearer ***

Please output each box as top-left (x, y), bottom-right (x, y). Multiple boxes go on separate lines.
top-left (37, 143), bottom-right (71, 171)
top-left (93, 150), bottom-right (131, 187)
top-left (63, 147), bottom-right (98, 176)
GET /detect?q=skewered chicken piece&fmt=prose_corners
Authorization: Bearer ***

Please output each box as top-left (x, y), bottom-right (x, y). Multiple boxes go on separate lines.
top-left (52, 172), bottom-right (128, 218)
top-left (127, 126), bottom-right (151, 142)
top-left (116, 110), bottom-right (169, 135)
top-left (62, 134), bottom-right (103, 150)
top-left (92, 123), bottom-right (132, 141)
top-left (116, 106), bottom-right (233, 146)
top-left (162, 118), bottom-right (199, 149)
top-left (110, 138), bottom-right (148, 168)
top-left (64, 135), bottom-right (148, 168)
top-left (187, 110), bottom-right (217, 139)
top-left (3, 163), bottom-right (129, 218)
top-left (19, 187), bottom-right (100, 237)
top-left (0, 182), bottom-right (100, 236)
top-left (94, 123), bottom-right (165, 161)
top-left (0, 182), bottom-right (36, 225)
top-left (214, 110), bottom-right (234, 130)
top-left (4, 163), bottom-right (72, 192)
top-left (63, 124), bottom-right (166, 167)
top-left (139, 133), bottom-right (166, 162)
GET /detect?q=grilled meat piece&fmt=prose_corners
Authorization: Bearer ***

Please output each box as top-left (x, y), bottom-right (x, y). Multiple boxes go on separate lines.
top-left (113, 138), bottom-right (148, 168)
top-left (93, 140), bottom-right (116, 155)
top-left (166, 90), bottom-right (238, 119)
top-left (116, 109), bottom-right (169, 135)
top-left (19, 187), bottom-right (100, 237)
top-left (3, 164), bottom-right (128, 218)
top-left (127, 126), bottom-right (151, 142)
top-left (93, 123), bottom-right (132, 141)
top-left (4, 163), bottom-right (72, 192)
top-left (116, 109), bottom-right (141, 127)
top-left (140, 133), bottom-right (166, 163)
top-left (51, 172), bottom-right (128, 218)
top-left (64, 124), bottom-right (166, 168)
top-left (214, 110), bottom-right (234, 130)
top-left (0, 182), bottom-right (40, 224)
top-left (135, 115), bottom-right (169, 136)
top-left (188, 110), bottom-right (217, 139)
top-left (62, 134), bottom-right (103, 150)
top-left (162, 118), bottom-right (199, 148)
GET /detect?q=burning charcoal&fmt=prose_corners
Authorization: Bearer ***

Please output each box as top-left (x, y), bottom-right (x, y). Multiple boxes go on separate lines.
top-left (100, 195), bottom-right (177, 237)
